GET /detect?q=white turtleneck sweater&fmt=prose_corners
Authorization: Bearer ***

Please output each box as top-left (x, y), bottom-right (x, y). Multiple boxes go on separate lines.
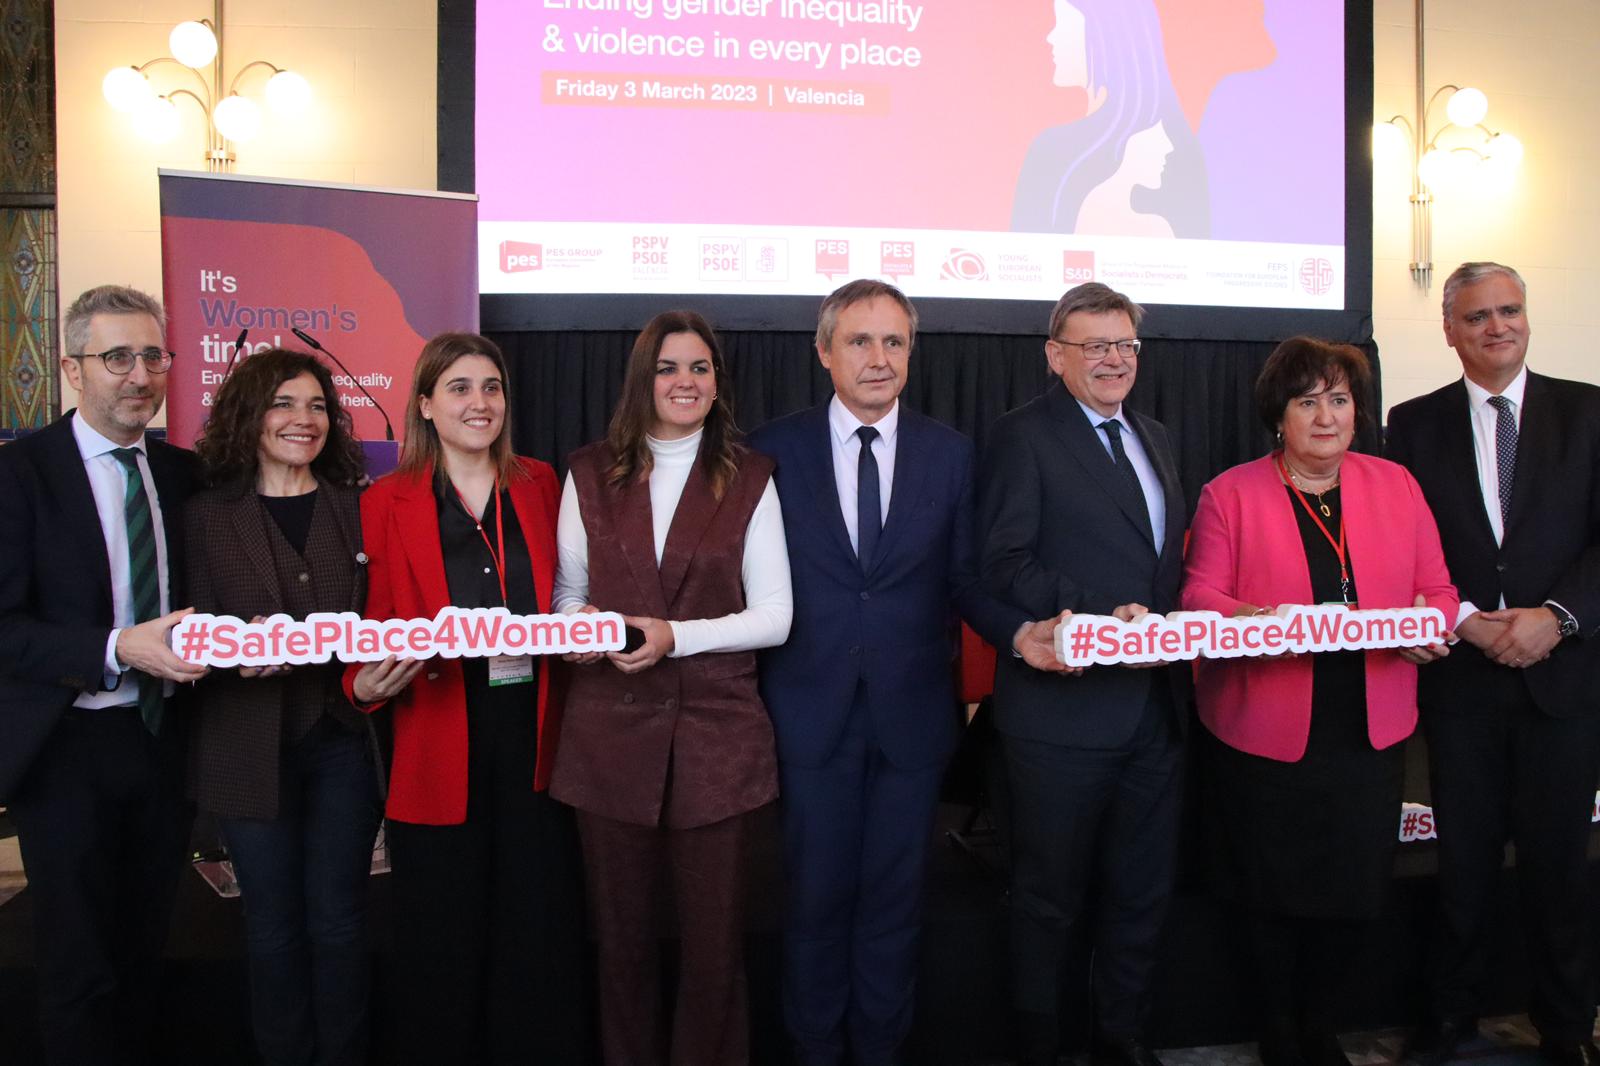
top-left (553, 429), bottom-right (792, 656)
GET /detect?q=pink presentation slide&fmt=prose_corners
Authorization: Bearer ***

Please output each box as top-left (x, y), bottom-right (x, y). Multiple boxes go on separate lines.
top-left (475, 1), bottom-right (1347, 310)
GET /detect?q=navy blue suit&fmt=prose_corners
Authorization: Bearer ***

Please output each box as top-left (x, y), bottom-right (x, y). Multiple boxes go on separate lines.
top-left (752, 401), bottom-right (1023, 1065)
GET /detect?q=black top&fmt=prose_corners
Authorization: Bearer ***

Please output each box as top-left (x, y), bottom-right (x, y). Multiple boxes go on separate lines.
top-left (1202, 482), bottom-right (1402, 920)
top-left (434, 474), bottom-right (540, 720)
top-left (1288, 483), bottom-right (1369, 759)
top-left (260, 489), bottom-right (317, 557)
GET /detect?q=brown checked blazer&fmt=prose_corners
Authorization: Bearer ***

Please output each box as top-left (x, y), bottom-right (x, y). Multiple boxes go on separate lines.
top-left (184, 479), bottom-right (369, 819)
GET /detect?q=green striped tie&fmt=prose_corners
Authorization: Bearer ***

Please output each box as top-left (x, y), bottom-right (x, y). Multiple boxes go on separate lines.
top-left (110, 448), bottom-right (163, 735)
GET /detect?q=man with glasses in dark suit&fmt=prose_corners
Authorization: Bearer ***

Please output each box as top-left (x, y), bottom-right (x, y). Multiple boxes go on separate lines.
top-left (0, 285), bottom-right (203, 1064)
top-left (981, 282), bottom-right (1189, 1066)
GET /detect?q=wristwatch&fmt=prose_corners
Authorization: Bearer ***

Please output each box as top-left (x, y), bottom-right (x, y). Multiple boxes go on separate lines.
top-left (1546, 601), bottom-right (1580, 639)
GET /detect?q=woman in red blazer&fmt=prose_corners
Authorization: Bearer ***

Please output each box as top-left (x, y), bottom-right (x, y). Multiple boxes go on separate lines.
top-left (342, 333), bottom-right (588, 1064)
top-left (1181, 338), bottom-right (1457, 1066)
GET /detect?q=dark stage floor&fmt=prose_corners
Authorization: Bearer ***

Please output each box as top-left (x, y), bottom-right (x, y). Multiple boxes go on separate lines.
top-left (2, 731), bottom-right (1596, 1065)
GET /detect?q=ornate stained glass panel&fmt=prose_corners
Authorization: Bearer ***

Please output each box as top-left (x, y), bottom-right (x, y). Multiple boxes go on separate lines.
top-left (1, 0), bottom-right (57, 431)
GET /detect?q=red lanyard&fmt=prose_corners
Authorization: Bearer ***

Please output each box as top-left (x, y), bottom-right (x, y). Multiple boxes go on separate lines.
top-left (453, 480), bottom-right (507, 605)
top-left (1278, 453), bottom-right (1351, 604)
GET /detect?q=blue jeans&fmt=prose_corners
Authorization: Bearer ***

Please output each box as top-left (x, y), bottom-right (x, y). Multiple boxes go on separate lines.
top-left (220, 719), bottom-right (382, 1066)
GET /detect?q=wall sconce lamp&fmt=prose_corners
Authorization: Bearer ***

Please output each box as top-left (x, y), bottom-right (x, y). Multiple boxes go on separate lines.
top-left (1375, 0), bottom-right (1522, 289)
top-left (100, 3), bottom-right (312, 172)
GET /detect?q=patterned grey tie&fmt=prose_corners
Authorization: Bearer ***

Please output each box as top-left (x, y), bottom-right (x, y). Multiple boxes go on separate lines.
top-left (1487, 395), bottom-right (1517, 526)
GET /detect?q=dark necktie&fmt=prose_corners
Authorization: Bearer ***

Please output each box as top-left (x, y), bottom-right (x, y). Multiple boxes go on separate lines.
top-left (856, 425), bottom-right (881, 572)
top-left (110, 448), bottom-right (163, 734)
top-left (1487, 395), bottom-right (1517, 527)
top-left (1099, 419), bottom-right (1153, 540)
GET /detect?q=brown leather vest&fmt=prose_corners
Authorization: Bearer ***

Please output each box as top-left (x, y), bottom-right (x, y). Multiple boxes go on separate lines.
top-left (549, 440), bottom-right (778, 828)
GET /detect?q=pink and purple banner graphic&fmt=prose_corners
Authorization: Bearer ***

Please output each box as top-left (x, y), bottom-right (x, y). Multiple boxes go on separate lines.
top-left (475, 1), bottom-right (1346, 309)
top-left (159, 172), bottom-right (479, 454)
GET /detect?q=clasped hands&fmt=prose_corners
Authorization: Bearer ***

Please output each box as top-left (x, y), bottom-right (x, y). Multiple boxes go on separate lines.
top-left (562, 605), bottom-right (673, 675)
top-left (1456, 605), bottom-right (1562, 668)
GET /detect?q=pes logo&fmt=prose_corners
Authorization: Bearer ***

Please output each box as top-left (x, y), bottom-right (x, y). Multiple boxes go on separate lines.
top-left (1298, 257), bottom-right (1334, 296)
top-left (1063, 250), bottom-right (1096, 283)
top-left (815, 239), bottom-right (850, 279)
top-left (879, 241), bottom-right (914, 281)
top-left (499, 240), bottom-right (542, 273)
top-left (940, 249), bottom-right (988, 282)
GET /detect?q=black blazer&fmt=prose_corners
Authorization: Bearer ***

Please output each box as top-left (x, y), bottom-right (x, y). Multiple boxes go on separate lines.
top-left (1386, 371), bottom-right (1600, 718)
top-left (980, 381), bottom-right (1189, 748)
top-left (0, 413), bottom-right (197, 800)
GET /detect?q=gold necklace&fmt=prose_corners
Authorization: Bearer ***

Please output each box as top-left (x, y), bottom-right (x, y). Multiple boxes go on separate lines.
top-left (1283, 458), bottom-right (1340, 517)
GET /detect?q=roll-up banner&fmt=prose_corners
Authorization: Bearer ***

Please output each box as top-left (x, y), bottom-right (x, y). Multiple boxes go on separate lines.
top-left (158, 171), bottom-right (479, 473)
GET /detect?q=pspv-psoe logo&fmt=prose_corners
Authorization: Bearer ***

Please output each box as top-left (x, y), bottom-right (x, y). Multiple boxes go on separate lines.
top-left (1063, 250), bottom-right (1096, 283)
top-left (1298, 257), bottom-right (1334, 295)
top-left (941, 249), bottom-right (988, 282)
top-left (500, 241), bottom-right (542, 273)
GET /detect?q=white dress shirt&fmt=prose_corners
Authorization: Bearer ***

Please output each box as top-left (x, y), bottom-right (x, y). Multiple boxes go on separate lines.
top-left (1077, 399), bottom-right (1168, 552)
top-left (70, 411), bottom-right (173, 707)
top-left (553, 428), bottom-right (793, 656)
top-left (1457, 369), bottom-right (1524, 620)
top-left (1455, 367), bottom-right (1571, 625)
top-left (828, 394), bottom-right (898, 555)
top-left (1464, 366), bottom-right (1526, 551)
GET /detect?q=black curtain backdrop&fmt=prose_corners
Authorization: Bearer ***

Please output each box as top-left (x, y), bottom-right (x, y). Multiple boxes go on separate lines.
top-left (496, 331), bottom-right (1382, 524)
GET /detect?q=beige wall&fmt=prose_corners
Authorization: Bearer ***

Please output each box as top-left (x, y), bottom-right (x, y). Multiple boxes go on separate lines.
top-left (53, 0), bottom-right (437, 422)
top-left (1372, 0), bottom-right (1600, 414)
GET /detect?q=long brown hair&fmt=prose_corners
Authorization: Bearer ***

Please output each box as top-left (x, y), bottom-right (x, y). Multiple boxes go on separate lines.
top-left (193, 348), bottom-right (365, 488)
top-left (606, 311), bottom-right (740, 498)
top-left (397, 332), bottom-right (528, 483)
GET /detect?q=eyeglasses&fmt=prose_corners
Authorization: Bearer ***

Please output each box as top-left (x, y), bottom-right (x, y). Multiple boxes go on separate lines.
top-left (71, 346), bottom-right (176, 375)
top-left (1052, 338), bottom-right (1142, 360)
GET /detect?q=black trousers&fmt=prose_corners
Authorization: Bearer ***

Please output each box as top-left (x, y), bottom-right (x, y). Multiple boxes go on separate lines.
top-left (1424, 673), bottom-right (1600, 1044)
top-left (8, 705), bottom-right (192, 1066)
top-left (1003, 688), bottom-right (1182, 1038)
top-left (384, 697), bottom-right (590, 1065)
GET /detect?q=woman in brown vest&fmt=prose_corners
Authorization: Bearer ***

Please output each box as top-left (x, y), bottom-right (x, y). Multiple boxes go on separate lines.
top-left (186, 348), bottom-right (377, 1066)
top-left (551, 310), bottom-right (793, 1066)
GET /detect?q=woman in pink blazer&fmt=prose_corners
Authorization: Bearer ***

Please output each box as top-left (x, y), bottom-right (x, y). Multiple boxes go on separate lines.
top-left (1181, 337), bottom-right (1457, 1066)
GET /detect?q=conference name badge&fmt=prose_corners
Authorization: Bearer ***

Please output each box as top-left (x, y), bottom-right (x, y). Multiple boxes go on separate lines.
top-left (488, 653), bottom-right (536, 686)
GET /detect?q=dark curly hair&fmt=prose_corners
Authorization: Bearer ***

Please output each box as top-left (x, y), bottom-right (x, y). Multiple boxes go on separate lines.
top-left (194, 348), bottom-right (366, 488)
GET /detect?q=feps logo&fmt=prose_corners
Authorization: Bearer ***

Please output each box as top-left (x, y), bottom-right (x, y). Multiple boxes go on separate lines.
top-left (1298, 257), bottom-right (1334, 296)
top-left (940, 249), bottom-right (988, 281)
top-left (1063, 250), bottom-right (1096, 283)
top-left (500, 240), bottom-right (542, 273)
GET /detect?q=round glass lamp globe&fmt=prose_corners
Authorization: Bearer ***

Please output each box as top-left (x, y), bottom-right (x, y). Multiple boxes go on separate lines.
top-left (169, 21), bottom-right (219, 68)
top-left (265, 70), bottom-right (313, 114)
top-left (102, 66), bottom-right (153, 112)
top-left (133, 96), bottom-right (181, 143)
top-left (213, 94), bottom-right (262, 143)
top-left (1446, 87), bottom-right (1489, 128)
top-left (1490, 132), bottom-right (1524, 166)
